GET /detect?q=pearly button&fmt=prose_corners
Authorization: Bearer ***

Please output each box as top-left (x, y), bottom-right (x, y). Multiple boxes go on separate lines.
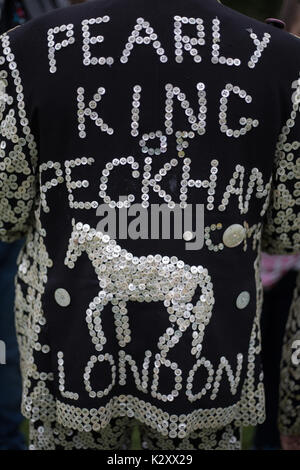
top-left (55, 288), bottom-right (71, 307)
top-left (222, 224), bottom-right (245, 248)
top-left (183, 231), bottom-right (194, 241)
top-left (236, 291), bottom-right (250, 309)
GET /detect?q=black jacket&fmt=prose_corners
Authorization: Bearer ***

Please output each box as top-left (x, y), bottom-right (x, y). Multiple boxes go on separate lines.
top-left (0, 0), bottom-right (299, 438)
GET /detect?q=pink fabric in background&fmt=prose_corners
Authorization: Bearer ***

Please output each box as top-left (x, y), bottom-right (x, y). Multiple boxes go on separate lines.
top-left (261, 253), bottom-right (300, 288)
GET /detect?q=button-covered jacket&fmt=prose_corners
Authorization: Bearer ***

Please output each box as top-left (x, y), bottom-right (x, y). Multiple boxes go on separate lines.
top-left (0, 0), bottom-right (299, 438)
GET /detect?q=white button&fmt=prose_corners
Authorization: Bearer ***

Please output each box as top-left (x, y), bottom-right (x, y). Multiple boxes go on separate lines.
top-left (222, 224), bottom-right (245, 248)
top-left (54, 288), bottom-right (71, 307)
top-left (236, 291), bottom-right (250, 309)
top-left (183, 231), bottom-right (194, 241)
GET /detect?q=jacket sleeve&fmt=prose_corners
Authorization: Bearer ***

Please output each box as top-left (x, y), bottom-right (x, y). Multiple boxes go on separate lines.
top-left (261, 75), bottom-right (300, 255)
top-left (261, 73), bottom-right (300, 437)
top-left (278, 271), bottom-right (300, 436)
top-left (0, 30), bottom-right (38, 243)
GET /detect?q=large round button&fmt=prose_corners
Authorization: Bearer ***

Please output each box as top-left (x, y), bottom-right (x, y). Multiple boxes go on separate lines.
top-left (236, 291), bottom-right (250, 309)
top-left (183, 231), bottom-right (194, 241)
top-left (54, 288), bottom-right (71, 307)
top-left (222, 224), bottom-right (245, 248)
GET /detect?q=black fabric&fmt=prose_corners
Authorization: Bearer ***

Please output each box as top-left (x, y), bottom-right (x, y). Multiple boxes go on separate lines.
top-left (1, 0), bottom-right (300, 432)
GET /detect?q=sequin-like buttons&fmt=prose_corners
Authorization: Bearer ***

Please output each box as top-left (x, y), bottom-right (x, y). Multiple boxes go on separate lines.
top-left (55, 288), bottom-right (71, 307)
top-left (183, 231), bottom-right (194, 241)
top-left (236, 291), bottom-right (250, 309)
top-left (222, 224), bottom-right (245, 248)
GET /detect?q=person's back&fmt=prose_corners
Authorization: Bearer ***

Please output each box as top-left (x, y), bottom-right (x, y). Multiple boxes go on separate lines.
top-left (0, 0), bottom-right (299, 450)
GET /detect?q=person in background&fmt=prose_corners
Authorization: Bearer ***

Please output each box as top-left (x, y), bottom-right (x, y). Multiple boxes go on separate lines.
top-left (0, 0), bottom-right (70, 451)
top-left (280, 0), bottom-right (300, 36)
top-left (253, 4), bottom-right (300, 450)
top-left (0, 240), bottom-right (25, 450)
top-left (279, 270), bottom-right (300, 450)
top-left (278, 0), bottom-right (300, 450)
top-left (253, 256), bottom-right (300, 450)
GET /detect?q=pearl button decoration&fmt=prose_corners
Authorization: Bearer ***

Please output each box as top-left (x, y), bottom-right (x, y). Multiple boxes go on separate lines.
top-left (247, 29), bottom-right (271, 69)
top-left (222, 224), bottom-right (245, 248)
top-left (0, 0), bottom-right (298, 446)
top-left (77, 86), bottom-right (114, 139)
top-left (236, 291), bottom-right (250, 309)
top-left (47, 24), bottom-right (75, 74)
top-left (120, 17), bottom-right (168, 64)
top-left (55, 288), bottom-right (71, 307)
top-left (183, 231), bottom-right (194, 241)
top-left (173, 15), bottom-right (206, 64)
top-left (212, 17), bottom-right (241, 67)
top-left (219, 83), bottom-right (259, 138)
top-left (2, 10), bottom-right (298, 447)
top-left (81, 17), bottom-right (114, 67)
